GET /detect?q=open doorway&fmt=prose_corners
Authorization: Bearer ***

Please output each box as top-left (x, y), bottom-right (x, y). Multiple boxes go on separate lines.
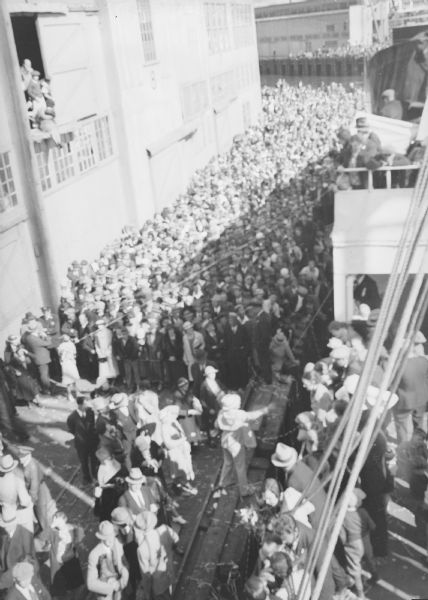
top-left (10, 15), bottom-right (45, 77)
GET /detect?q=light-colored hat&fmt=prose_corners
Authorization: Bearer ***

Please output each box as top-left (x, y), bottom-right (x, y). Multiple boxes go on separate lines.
top-left (204, 365), bottom-right (218, 377)
top-left (109, 393), bottom-right (129, 410)
top-left (111, 507), bottom-right (132, 526)
top-left (271, 443), bottom-right (298, 469)
top-left (0, 454), bottom-right (18, 473)
top-left (220, 393), bottom-right (241, 410)
top-left (134, 510), bottom-right (157, 532)
top-left (182, 321), bottom-right (193, 331)
top-left (348, 488), bottom-right (366, 508)
top-left (343, 374), bottom-right (359, 395)
top-left (12, 561), bottom-right (34, 582)
top-left (282, 487), bottom-right (315, 527)
top-left (327, 337), bottom-right (343, 350)
top-left (16, 446), bottom-right (33, 459)
top-left (330, 345), bottom-right (351, 360)
top-left (365, 386), bottom-right (399, 410)
top-left (159, 404), bottom-right (180, 423)
top-left (95, 520), bottom-right (116, 540)
top-left (335, 387), bottom-right (351, 402)
top-left (91, 396), bottom-right (109, 412)
top-left (295, 411), bottom-right (315, 429)
top-left (126, 467), bottom-right (145, 485)
top-left (415, 331), bottom-right (427, 344)
top-left (7, 335), bottom-right (20, 344)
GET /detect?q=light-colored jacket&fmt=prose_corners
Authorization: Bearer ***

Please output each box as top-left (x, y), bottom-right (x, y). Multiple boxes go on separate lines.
top-left (87, 540), bottom-right (129, 600)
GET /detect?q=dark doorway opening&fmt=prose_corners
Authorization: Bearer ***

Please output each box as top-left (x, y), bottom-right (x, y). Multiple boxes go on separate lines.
top-left (11, 15), bottom-right (45, 77)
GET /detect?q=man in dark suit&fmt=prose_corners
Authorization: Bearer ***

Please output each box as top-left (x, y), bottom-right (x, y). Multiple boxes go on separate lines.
top-left (254, 300), bottom-right (272, 384)
top-left (21, 319), bottom-right (52, 395)
top-left (66, 396), bottom-right (98, 483)
top-left (353, 274), bottom-right (381, 310)
top-left (113, 328), bottom-right (140, 392)
top-left (223, 313), bottom-right (250, 390)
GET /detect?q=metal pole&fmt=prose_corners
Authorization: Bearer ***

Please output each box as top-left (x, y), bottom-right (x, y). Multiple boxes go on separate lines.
top-left (0, 4), bottom-right (58, 308)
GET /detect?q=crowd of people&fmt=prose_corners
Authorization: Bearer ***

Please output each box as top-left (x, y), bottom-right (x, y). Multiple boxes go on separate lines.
top-left (0, 78), bottom-right (426, 600)
top-left (284, 42), bottom-right (388, 62)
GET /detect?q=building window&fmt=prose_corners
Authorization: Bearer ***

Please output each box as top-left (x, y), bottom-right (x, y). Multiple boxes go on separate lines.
top-left (52, 143), bottom-right (75, 184)
top-left (0, 151), bottom-right (18, 213)
top-left (34, 145), bottom-right (52, 192)
top-left (204, 2), bottom-right (231, 54)
top-left (326, 24), bottom-right (336, 33)
top-left (136, 0), bottom-right (157, 63)
top-left (211, 70), bottom-right (236, 104)
top-left (95, 116), bottom-right (113, 161)
top-left (77, 125), bottom-right (96, 173)
top-left (181, 81), bottom-right (209, 121)
top-left (232, 4), bottom-right (253, 48)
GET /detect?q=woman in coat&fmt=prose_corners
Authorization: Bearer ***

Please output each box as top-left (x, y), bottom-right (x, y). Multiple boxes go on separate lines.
top-left (4, 336), bottom-right (41, 406)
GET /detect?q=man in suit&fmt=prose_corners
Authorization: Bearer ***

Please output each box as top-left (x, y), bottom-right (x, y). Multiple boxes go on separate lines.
top-left (21, 319), bottom-right (52, 395)
top-left (6, 560), bottom-right (51, 600)
top-left (254, 300), bottom-right (272, 384)
top-left (118, 468), bottom-right (157, 516)
top-left (113, 328), bottom-right (140, 392)
top-left (353, 275), bottom-right (381, 311)
top-left (87, 521), bottom-right (129, 600)
top-left (66, 396), bottom-right (98, 483)
top-left (271, 443), bottom-right (327, 530)
top-left (223, 313), bottom-right (250, 391)
top-left (109, 393), bottom-right (137, 470)
top-left (393, 333), bottom-right (428, 445)
top-left (0, 510), bottom-right (36, 591)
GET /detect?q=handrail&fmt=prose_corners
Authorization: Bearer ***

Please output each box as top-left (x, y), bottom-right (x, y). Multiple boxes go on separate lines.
top-left (339, 164), bottom-right (420, 191)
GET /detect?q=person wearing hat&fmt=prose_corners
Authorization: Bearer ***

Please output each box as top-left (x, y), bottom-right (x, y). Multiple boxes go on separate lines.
top-left (215, 394), bottom-right (271, 498)
top-left (57, 333), bottom-right (80, 386)
top-left (109, 393), bottom-right (136, 470)
top-left (118, 468), bottom-right (158, 516)
top-left (134, 510), bottom-right (179, 600)
top-left (112, 328), bottom-right (140, 392)
top-left (4, 335), bottom-right (42, 407)
top-left (21, 319), bottom-right (52, 396)
top-left (0, 508), bottom-right (36, 591)
top-left (355, 117), bottom-right (381, 153)
top-left (5, 560), bottom-right (50, 600)
top-left (254, 300), bottom-right (273, 385)
top-left (378, 88), bottom-right (403, 121)
top-left (111, 507), bottom-right (141, 597)
top-left (270, 443), bottom-right (327, 530)
top-left (16, 446), bottom-right (55, 543)
top-left (0, 454), bottom-right (34, 532)
top-left (394, 333), bottom-right (428, 445)
top-left (159, 323), bottom-right (186, 388)
top-left (66, 395), bottom-right (98, 484)
top-left (94, 446), bottom-right (128, 522)
top-left (94, 320), bottom-right (119, 386)
top-left (47, 511), bottom-right (84, 597)
top-left (159, 404), bottom-right (197, 495)
top-left (199, 364), bottom-right (224, 447)
top-left (340, 488), bottom-right (378, 598)
top-left (172, 378), bottom-right (203, 445)
top-left (87, 520), bottom-right (129, 600)
top-left (223, 312), bottom-right (251, 391)
top-left (182, 322), bottom-right (205, 381)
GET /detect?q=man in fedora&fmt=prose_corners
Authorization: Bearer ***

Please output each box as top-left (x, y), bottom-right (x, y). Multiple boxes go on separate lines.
top-left (21, 318), bottom-right (52, 396)
top-left (271, 443), bottom-right (327, 529)
top-left (214, 394), bottom-right (271, 498)
top-left (111, 507), bottom-right (140, 597)
top-left (109, 393), bottom-right (137, 470)
top-left (87, 521), bottom-right (129, 600)
top-left (66, 395), bottom-right (98, 484)
top-left (0, 454), bottom-right (33, 532)
top-left (0, 508), bottom-right (36, 591)
top-left (118, 468), bottom-right (158, 516)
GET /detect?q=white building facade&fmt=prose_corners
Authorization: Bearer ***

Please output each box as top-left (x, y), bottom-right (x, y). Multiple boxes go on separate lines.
top-left (0, 0), bottom-right (261, 347)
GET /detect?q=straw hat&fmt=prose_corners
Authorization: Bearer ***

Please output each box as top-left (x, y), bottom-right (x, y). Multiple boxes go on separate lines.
top-left (136, 390), bottom-right (159, 414)
top-left (134, 510), bottom-right (157, 532)
top-left (348, 488), bottom-right (366, 509)
top-left (271, 443), bottom-right (298, 470)
top-left (220, 393), bottom-right (241, 410)
top-left (125, 468), bottom-right (145, 485)
top-left (95, 520), bottom-right (116, 540)
top-left (111, 507), bottom-right (132, 526)
top-left (12, 561), bottom-right (34, 582)
top-left (204, 365), bottom-right (218, 377)
top-left (217, 408), bottom-right (247, 432)
top-left (0, 454), bottom-right (18, 473)
top-left (330, 346), bottom-right (351, 360)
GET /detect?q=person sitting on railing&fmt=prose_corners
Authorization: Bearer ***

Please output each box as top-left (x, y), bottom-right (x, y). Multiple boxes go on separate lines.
top-left (378, 89), bottom-right (403, 121)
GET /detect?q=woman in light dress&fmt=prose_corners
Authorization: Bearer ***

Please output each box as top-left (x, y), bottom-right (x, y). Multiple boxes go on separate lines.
top-left (94, 319), bottom-right (119, 384)
top-left (57, 334), bottom-right (80, 385)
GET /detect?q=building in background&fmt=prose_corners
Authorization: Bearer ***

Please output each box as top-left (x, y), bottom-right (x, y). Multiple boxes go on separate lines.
top-left (0, 0), bottom-right (261, 347)
top-left (390, 0), bottom-right (428, 43)
top-left (255, 0), bottom-right (390, 58)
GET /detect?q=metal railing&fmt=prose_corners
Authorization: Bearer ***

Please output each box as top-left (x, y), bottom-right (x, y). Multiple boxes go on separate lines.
top-left (340, 164), bottom-right (420, 191)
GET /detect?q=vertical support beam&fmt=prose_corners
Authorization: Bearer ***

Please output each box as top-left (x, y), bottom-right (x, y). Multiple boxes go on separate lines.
top-left (0, 4), bottom-right (58, 308)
